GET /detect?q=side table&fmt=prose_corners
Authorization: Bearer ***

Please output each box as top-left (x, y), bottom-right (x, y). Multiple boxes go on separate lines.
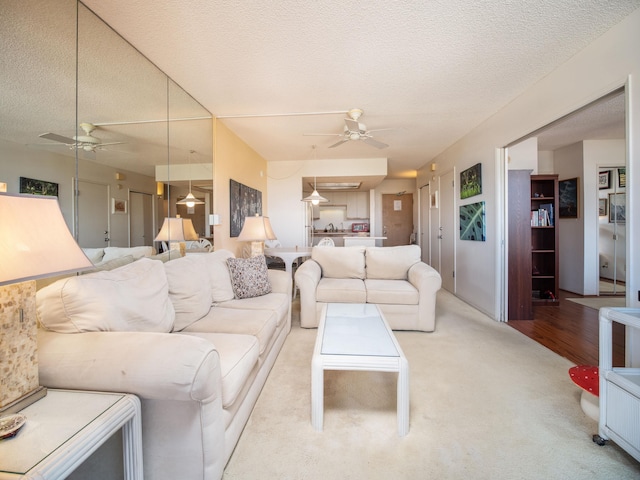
top-left (0, 389), bottom-right (143, 479)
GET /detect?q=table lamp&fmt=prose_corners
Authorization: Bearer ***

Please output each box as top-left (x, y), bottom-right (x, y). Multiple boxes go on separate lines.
top-left (154, 217), bottom-right (199, 257)
top-left (0, 193), bottom-right (93, 414)
top-left (238, 214), bottom-right (277, 257)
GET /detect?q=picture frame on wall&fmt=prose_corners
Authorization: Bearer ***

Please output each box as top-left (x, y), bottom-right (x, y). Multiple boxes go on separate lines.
top-left (598, 198), bottom-right (607, 217)
top-left (618, 167), bottom-right (626, 188)
top-left (112, 198), bottom-right (127, 214)
top-left (598, 170), bottom-right (610, 189)
top-left (608, 192), bottom-right (626, 224)
top-left (460, 163), bottom-right (482, 199)
top-left (229, 179), bottom-right (262, 237)
top-left (430, 191), bottom-right (438, 209)
top-left (459, 201), bottom-right (486, 241)
top-left (558, 177), bottom-right (579, 218)
top-left (19, 176), bottom-right (58, 196)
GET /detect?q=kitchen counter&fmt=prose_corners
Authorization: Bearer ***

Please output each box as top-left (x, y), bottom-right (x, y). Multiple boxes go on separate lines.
top-left (344, 236), bottom-right (386, 247)
top-left (313, 231), bottom-right (365, 236)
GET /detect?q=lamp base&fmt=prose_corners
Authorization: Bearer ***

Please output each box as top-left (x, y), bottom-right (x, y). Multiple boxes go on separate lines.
top-left (0, 386), bottom-right (47, 415)
top-left (250, 241), bottom-right (265, 257)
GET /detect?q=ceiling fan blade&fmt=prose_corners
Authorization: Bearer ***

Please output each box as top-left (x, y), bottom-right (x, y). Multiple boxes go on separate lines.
top-left (362, 137), bottom-right (389, 149)
top-left (329, 139), bottom-right (349, 148)
top-left (344, 118), bottom-right (361, 132)
top-left (39, 132), bottom-right (75, 144)
top-left (96, 141), bottom-right (125, 147)
top-left (303, 133), bottom-right (342, 137)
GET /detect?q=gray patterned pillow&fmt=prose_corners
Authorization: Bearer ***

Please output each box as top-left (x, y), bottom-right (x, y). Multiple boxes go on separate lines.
top-left (226, 255), bottom-right (272, 299)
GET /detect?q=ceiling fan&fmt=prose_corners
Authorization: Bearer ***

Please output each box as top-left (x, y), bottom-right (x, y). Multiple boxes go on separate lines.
top-left (304, 109), bottom-right (390, 149)
top-left (38, 122), bottom-right (124, 152)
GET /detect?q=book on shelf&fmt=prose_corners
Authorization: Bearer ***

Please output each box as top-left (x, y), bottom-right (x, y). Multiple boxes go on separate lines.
top-left (530, 206), bottom-right (553, 226)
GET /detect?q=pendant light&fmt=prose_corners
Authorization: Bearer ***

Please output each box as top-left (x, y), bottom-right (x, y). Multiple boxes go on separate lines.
top-left (177, 150), bottom-right (205, 207)
top-left (301, 146), bottom-right (328, 205)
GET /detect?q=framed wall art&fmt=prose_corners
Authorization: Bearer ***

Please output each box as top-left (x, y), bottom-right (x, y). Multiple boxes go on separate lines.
top-left (112, 198), bottom-right (127, 214)
top-left (459, 201), bottom-right (486, 241)
top-left (618, 167), bottom-right (626, 188)
top-left (19, 176), bottom-right (58, 196)
top-left (460, 163), bottom-right (482, 199)
top-left (598, 198), bottom-right (607, 217)
top-left (559, 177), bottom-right (578, 218)
top-left (598, 170), bottom-right (610, 190)
top-left (230, 179), bottom-right (262, 237)
top-left (608, 192), bottom-right (626, 224)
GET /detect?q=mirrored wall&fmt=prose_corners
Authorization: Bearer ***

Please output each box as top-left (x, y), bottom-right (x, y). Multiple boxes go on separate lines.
top-left (0, 0), bottom-right (213, 249)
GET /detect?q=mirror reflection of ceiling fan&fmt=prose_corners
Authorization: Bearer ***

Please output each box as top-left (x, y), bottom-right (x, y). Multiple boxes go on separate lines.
top-left (304, 108), bottom-right (390, 149)
top-left (38, 122), bottom-right (124, 152)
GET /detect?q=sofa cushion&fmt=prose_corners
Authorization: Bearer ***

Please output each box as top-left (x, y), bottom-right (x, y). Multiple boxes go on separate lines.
top-left (219, 292), bottom-right (290, 328)
top-left (37, 258), bottom-right (174, 333)
top-left (316, 278), bottom-right (367, 303)
top-left (227, 255), bottom-right (272, 299)
top-left (312, 246), bottom-right (366, 279)
top-left (180, 332), bottom-right (260, 409)
top-left (365, 245), bottom-right (421, 280)
top-left (164, 255), bottom-right (213, 331)
top-left (82, 247), bottom-right (105, 264)
top-left (365, 279), bottom-right (420, 305)
top-left (203, 250), bottom-right (236, 303)
top-left (101, 246), bottom-right (154, 263)
top-left (183, 307), bottom-right (277, 356)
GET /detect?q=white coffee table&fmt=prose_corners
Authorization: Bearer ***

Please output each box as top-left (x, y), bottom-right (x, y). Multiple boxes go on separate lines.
top-left (311, 303), bottom-right (410, 436)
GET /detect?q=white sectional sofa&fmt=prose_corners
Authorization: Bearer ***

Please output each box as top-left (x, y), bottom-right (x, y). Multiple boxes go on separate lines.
top-left (35, 250), bottom-right (291, 480)
top-left (295, 245), bottom-right (442, 331)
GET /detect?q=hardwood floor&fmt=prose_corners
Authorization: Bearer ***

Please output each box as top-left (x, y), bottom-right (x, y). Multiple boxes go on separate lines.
top-left (508, 289), bottom-right (625, 367)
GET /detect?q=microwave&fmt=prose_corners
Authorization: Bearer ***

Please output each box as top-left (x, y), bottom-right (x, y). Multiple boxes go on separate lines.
top-left (351, 223), bottom-right (370, 232)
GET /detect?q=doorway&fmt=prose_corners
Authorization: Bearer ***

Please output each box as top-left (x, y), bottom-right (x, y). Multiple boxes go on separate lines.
top-left (76, 180), bottom-right (109, 248)
top-left (597, 166), bottom-right (626, 296)
top-left (130, 191), bottom-right (154, 247)
top-left (382, 193), bottom-right (413, 246)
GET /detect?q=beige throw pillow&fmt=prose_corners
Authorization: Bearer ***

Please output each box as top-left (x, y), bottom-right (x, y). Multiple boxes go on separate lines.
top-left (311, 246), bottom-right (366, 279)
top-left (37, 258), bottom-right (174, 333)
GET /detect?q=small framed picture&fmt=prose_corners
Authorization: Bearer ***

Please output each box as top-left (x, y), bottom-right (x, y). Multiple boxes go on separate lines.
top-left (112, 198), bottom-right (127, 214)
top-left (618, 167), bottom-right (626, 188)
top-left (608, 193), bottom-right (625, 224)
top-left (598, 170), bottom-right (610, 190)
top-left (598, 198), bottom-right (607, 217)
top-left (430, 191), bottom-right (438, 209)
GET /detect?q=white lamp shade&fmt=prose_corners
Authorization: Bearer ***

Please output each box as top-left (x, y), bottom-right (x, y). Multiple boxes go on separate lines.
top-left (182, 218), bottom-right (199, 241)
top-left (154, 217), bottom-right (186, 242)
top-left (177, 192), bottom-right (205, 207)
top-left (0, 194), bottom-right (93, 286)
top-left (237, 215), bottom-right (277, 242)
top-left (302, 189), bottom-right (328, 205)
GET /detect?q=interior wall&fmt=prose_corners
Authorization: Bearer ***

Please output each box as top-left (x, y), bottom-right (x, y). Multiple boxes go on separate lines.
top-left (554, 142), bottom-right (585, 295)
top-left (415, 7), bottom-right (640, 321)
top-left (214, 121), bottom-right (268, 256)
top-left (507, 137), bottom-right (538, 172)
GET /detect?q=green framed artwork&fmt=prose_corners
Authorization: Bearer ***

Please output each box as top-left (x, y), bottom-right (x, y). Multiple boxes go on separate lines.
top-left (459, 201), bottom-right (486, 241)
top-left (19, 176), bottom-right (58, 196)
top-left (618, 168), bottom-right (626, 188)
top-left (460, 163), bottom-right (482, 199)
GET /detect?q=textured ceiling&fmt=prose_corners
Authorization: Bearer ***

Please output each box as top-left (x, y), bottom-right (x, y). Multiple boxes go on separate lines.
top-left (3, 1), bottom-right (636, 180)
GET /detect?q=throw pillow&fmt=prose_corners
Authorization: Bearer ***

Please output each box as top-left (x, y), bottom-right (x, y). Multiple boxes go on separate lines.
top-left (203, 250), bottom-right (236, 302)
top-left (164, 255), bottom-right (212, 331)
top-left (226, 255), bottom-right (272, 299)
top-left (36, 258), bottom-right (175, 333)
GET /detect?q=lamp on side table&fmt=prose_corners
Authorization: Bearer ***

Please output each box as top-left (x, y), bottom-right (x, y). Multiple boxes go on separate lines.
top-left (0, 193), bottom-right (93, 415)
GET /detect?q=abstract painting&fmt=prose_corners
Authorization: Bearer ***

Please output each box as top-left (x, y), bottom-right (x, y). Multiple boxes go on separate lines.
top-left (459, 201), bottom-right (486, 241)
top-left (460, 163), bottom-right (482, 199)
top-left (230, 179), bottom-right (262, 237)
top-left (19, 177), bottom-right (58, 196)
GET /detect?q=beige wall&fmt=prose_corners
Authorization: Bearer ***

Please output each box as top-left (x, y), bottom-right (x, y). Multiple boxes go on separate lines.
top-left (213, 120), bottom-right (268, 256)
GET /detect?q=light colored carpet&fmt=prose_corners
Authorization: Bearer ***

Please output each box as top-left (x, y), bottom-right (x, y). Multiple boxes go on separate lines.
top-left (600, 279), bottom-right (626, 294)
top-left (223, 291), bottom-right (640, 479)
top-left (567, 296), bottom-right (626, 310)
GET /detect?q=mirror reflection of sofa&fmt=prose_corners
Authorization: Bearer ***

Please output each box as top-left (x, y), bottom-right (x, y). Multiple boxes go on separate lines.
top-left (35, 251), bottom-right (291, 480)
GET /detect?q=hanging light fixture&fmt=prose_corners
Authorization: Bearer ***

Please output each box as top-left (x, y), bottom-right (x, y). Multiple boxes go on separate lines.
top-left (301, 146), bottom-right (328, 205)
top-left (177, 150), bottom-right (205, 208)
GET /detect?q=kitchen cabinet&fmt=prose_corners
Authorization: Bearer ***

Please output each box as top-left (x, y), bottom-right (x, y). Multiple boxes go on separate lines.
top-left (346, 191), bottom-right (369, 219)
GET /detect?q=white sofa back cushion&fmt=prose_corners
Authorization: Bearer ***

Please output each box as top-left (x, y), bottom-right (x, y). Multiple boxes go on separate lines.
top-left (82, 247), bottom-right (105, 264)
top-left (37, 258), bottom-right (175, 333)
top-left (365, 245), bottom-right (421, 279)
top-left (312, 246), bottom-right (366, 279)
top-left (164, 255), bottom-right (213, 331)
top-left (203, 250), bottom-right (236, 303)
top-left (101, 246), bottom-right (154, 263)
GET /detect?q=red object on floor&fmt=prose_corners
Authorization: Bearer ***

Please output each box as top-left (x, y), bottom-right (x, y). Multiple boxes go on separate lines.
top-left (569, 365), bottom-right (599, 396)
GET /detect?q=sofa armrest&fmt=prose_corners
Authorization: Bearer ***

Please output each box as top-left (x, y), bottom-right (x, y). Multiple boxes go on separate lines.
top-left (408, 262), bottom-right (442, 332)
top-left (294, 260), bottom-right (322, 328)
top-left (37, 329), bottom-right (222, 403)
top-left (268, 269), bottom-right (292, 295)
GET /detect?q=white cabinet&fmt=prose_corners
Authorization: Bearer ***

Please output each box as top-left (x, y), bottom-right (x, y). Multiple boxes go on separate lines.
top-left (346, 191), bottom-right (369, 219)
top-left (596, 307), bottom-right (640, 462)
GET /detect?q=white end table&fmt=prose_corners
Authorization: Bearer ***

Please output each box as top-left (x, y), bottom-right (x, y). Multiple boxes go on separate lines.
top-left (311, 303), bottom-right (410, 436)
top-left (0, 389), bottom-right (143, 479)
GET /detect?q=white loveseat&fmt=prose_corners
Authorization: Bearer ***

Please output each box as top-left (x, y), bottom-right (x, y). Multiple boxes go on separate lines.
top-left (36, 250), bottom-right (291, 480)
top-left (295, 245), bottom-right (441, 331)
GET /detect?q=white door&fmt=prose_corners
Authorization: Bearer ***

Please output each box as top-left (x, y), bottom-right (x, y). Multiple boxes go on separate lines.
top-left (130, 191), bottom-right (154, 247)
top-left (419, 185), bottom-right (430, 264)
top-left (440, 170), bottom-right (456, 293)
top-left (77, 180), bottom-right (109, 248)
